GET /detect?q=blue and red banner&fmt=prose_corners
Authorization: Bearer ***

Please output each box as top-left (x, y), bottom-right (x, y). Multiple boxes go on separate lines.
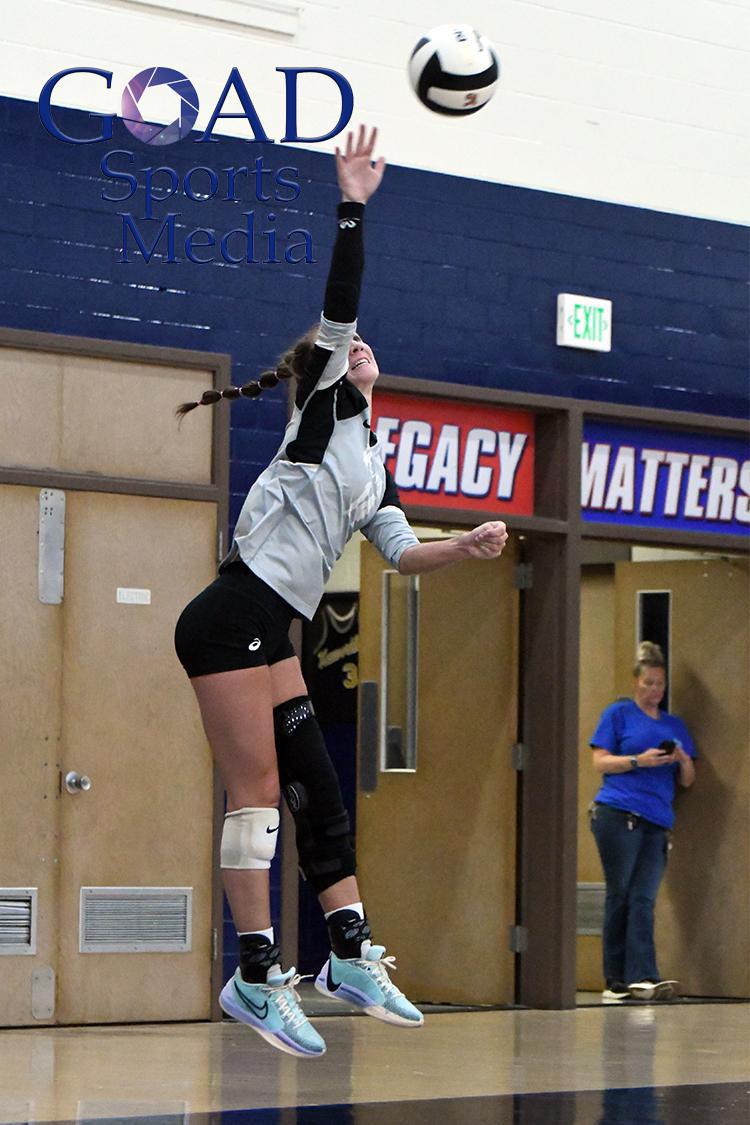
top-left (371, 392), bottom-right (748, 535)
top-left (372, 391), bottom-right (535, 515)
top-left (582, 421), bottom-right (750, 535)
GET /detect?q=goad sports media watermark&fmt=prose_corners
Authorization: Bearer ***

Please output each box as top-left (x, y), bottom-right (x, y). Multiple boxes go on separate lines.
top-left (38, 66), bottom-right (356, 266)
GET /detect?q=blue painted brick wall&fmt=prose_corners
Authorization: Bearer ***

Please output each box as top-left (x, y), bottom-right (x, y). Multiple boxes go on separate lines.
top-left (3, 93), bottom-right (747, 968)
top-left (2, 96), bottom-right (747, 522)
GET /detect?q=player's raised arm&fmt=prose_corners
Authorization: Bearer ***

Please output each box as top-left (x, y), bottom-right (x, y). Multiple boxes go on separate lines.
top-left (322, 125), bottom-right (385, 326)
top-left (176, 126), bottom-right (386, 417)
top-left (293, 127), bottom-right (386, 406)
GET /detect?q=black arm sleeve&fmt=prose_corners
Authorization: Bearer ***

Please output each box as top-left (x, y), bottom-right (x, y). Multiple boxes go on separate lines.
top-left (293, 203), bottom-right (367, 410)
top-left (323, 201), bottom-right (365, 323)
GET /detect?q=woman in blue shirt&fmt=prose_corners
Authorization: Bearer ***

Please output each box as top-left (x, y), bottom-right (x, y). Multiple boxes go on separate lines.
top-left (589, 641), bottom-right (696, 1002)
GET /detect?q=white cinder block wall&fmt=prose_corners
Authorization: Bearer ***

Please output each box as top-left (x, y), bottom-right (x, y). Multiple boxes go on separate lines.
top-left (2, 0), bottom-right (748, 223)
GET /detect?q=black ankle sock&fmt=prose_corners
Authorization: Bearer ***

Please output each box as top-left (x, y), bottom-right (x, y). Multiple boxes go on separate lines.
top-left (326, 907), bottom-right (371, 959)
top-left (238, 934), bottom-right (279, 983)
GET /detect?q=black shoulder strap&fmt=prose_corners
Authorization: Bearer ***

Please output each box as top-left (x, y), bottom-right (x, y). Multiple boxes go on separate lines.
top-left (379, 466), bottom-right (404, 511)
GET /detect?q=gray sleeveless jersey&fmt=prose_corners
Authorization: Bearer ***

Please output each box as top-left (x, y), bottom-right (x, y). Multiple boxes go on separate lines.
top-left (223, 314), bottom-right (419, 620)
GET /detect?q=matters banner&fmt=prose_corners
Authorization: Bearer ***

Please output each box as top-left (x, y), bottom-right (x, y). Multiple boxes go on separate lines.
top-left (582, 421), bottom-right (750, 535)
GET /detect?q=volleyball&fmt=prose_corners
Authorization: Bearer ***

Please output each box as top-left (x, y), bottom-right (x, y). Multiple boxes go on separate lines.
top-left (408, 24), bottom-right (500, 116)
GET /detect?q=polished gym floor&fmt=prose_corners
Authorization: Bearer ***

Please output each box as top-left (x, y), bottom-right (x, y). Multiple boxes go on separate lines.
top-left (1, 997), bottom-right (748, 1124)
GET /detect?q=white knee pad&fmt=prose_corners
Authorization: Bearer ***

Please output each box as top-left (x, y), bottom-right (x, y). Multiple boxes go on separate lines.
top-left (220, 807), bottom-right (280, 870)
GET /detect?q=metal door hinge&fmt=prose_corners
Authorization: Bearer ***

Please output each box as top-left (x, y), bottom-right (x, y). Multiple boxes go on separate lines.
top-left (509, 925), bottom-right (528, 953)
top-left (217, 531), bottom-right (224, 563)
top-left (212, 928), bottom-right (218, 962)
top-left (513, 563), bottom-right (533, 590)
top-left (39, 489), bottom-right (66, 604)
top-left (511, 743), bottom-right (529, 771)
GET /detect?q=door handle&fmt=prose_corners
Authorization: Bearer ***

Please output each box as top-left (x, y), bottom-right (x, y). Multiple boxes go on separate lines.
top-left (64, 771), bottom-right (92, 794)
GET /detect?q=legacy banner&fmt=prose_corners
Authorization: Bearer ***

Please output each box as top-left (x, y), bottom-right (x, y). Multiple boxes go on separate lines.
top-left (372, 392), bottom-right (535, 515)
top-left (582, 421), bottom-right (750, 534)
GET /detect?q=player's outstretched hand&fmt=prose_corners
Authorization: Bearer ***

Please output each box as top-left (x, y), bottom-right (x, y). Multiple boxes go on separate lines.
top-left (459, 521), bottom-right (509, 560)
top-left (336, 125), bottom-right (386, 205)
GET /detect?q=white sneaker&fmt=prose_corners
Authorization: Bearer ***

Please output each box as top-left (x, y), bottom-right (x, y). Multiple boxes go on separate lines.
top-left (602, 983), bottom-right (630, 1002)
top-left (628, 979), bottom-right (679, 1001)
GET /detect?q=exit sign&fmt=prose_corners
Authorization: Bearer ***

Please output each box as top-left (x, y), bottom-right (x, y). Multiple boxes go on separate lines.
top-left (557, 293), bottom-right (612, 352)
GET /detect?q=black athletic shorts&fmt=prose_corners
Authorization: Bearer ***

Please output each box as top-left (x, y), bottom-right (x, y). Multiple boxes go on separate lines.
top-left (174, 559), bottom-right (297, 678)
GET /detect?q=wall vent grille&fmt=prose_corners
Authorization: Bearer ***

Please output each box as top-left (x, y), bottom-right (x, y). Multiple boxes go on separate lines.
top-left (80, 887), bottom-right (192, 953)
top-left (0, 888), bottom-right (37, 955)
top-left (577, 882), bottom-right (606, 935)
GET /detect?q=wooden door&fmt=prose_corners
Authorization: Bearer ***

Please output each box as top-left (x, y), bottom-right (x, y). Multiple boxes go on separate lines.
top-left (577, 564), bottom-right (617, 991)
top-left (0, 486), bottom-right (217, 1025)
top-left (0, 485), bottom-right (63, 1025)
top-left (614, 558), bottom-right (750, 998)
top-left (357, 538), bottom-right (518, 1005)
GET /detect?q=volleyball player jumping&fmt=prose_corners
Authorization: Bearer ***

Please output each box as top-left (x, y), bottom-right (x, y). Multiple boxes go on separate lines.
top-left (174, 126), bottom-right (508, 1057)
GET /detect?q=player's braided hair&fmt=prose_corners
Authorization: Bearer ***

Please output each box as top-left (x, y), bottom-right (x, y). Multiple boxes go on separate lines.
top-left (175, 325), bottom-right (319, 418)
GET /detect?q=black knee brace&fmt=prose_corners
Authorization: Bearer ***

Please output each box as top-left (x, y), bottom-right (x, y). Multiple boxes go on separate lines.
top-left (273, 696), bottom-right (356, 895)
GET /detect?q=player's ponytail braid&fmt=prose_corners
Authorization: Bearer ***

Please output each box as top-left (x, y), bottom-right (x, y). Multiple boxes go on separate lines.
top-left (175, 324), bottom-right (319, 418)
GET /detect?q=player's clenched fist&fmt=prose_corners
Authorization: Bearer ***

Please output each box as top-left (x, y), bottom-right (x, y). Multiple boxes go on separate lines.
top-left (458, 521), bottom-right (509, 559)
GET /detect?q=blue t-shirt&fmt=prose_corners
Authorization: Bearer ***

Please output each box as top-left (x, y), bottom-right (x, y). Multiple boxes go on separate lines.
top-left (590, 699), bottom-right (697, 828)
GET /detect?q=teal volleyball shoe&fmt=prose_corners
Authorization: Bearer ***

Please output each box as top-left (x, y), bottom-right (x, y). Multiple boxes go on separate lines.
top-left (220, 966), bottom-right (326, 1057)
top-left (315, 940), bottom-right (424, 1027)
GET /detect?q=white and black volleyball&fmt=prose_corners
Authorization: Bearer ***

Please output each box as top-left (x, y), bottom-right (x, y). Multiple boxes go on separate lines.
top-left (408, 24), bottom-right (500, 116)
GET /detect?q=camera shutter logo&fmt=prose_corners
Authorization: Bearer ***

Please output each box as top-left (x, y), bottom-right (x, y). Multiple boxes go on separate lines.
top-left (121, 67), bottom-right (199, 145)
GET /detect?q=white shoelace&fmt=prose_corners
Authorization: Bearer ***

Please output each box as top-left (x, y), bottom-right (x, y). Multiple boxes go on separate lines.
top-left (266, 972), bottom-right (310, 1030)
top-left (359, 954), bottom-right (400, 996)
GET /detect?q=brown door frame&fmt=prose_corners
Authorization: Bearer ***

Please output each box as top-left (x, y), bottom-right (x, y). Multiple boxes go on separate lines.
top-left (0, 326), bottom-right (231, 1019)
top-left (375, 373), bottom-right (749, 1009)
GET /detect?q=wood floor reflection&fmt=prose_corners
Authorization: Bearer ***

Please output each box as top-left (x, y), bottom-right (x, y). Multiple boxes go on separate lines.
top-left (0, 1003), bottom-right (748, 1122)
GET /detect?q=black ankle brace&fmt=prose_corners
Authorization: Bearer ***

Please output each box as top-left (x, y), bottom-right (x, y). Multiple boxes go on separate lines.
top-left (326, 908), bottom-right (371, 959)
top-left (238, 933), bottom-right (280, 983)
